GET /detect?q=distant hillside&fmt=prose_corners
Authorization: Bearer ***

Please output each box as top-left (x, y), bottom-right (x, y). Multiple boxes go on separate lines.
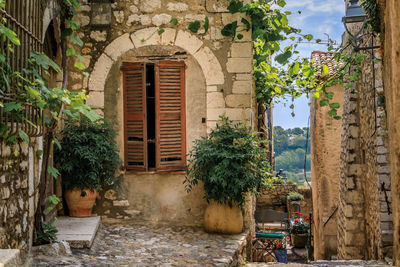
top-left (274, 126), bottom-right (311, 185)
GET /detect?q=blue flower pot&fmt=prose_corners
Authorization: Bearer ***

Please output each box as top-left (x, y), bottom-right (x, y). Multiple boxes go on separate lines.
top-left (274, 249), bottom-right (288, 263)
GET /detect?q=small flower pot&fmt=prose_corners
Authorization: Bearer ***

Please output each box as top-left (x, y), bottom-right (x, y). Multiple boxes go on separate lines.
top-left (274, 249), bottom-right (288, 263)
top-left (65, 188), bottom-right (97, 217)
top-left (291, 233), bottom-right (308, 248)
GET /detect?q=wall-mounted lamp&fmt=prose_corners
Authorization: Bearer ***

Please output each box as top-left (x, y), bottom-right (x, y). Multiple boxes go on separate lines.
top-left (342, 0), bottom-right (379, 51)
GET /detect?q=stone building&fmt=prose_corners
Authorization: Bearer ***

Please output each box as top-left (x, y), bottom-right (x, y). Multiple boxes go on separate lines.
top-left (0, 0), bottom-right (63, 259)
top-left (310, 52), bottom-right (344, 260)
top-left (336, 7), bottom-right (393, 260)
top-left (68, 0), bottom-right (256, 227)
top-left (378, 0), bottom-right (400, 264)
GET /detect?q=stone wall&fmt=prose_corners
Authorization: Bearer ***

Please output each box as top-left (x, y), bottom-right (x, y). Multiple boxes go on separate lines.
top-left (256, 184), bottom-right (297, 210)
top-left (68, 0), bottom-right (256, 227)
top-left (337, 23), bottom-right (393, 260)
top-left (380, 0), bottom-right (400, 263)
top-left (0, 0), bottom-right (59, 259)
top-left (310, 83), bottom-right (343, 260)
top-left (0, 138), bottom-right (43, 258)
top-left (299, 188), bottom-right (313, 219)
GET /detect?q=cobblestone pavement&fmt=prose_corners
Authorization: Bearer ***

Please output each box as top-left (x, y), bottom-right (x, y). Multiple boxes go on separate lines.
top-left (28, 221), bottom-right (248, 267)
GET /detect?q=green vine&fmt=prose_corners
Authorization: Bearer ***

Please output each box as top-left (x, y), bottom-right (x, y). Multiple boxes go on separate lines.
top-left (361, 0), bottom-right (381, 34)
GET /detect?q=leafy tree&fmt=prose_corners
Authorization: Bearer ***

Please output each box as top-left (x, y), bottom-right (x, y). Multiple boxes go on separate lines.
top-left (274, 126), bottom-right (289, 155)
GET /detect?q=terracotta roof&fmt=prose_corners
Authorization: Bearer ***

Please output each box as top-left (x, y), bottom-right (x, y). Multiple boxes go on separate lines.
top-left (311, 51), bottom-right (344, 78)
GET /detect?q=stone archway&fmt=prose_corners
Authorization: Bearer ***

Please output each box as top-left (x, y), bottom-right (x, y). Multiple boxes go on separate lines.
top-left (87, 27), bottom-right (225, 109)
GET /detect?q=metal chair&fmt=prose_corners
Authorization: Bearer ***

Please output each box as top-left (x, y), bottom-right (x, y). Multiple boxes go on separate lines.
top-left (253, 209), bottom-right (290, 263)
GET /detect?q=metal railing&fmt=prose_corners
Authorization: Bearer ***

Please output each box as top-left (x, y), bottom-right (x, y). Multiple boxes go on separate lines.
top-left (0, 0), bottom-right (44, 137)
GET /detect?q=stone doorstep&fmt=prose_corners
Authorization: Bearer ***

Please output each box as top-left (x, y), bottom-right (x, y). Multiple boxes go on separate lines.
top-left (0, 249), bottom-right (20, 267)
top-left (53, 216), bottom-right (101, 249)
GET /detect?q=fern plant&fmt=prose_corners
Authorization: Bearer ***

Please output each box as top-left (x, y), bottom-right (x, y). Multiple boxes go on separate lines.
top-left (184, 116), bottom-right (271, 207)
top-left (55, 118), bottom-right (121, 191)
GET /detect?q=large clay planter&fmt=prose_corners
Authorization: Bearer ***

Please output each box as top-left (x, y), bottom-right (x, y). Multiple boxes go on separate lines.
top-left (65, 188), bottom-right (97, 217)
top-left (291, 233), bottom-right (308, 248)
top-left (204, 200), bottom-right (243, 234)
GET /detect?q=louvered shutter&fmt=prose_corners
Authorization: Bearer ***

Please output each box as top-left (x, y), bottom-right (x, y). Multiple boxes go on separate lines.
top-left (121, 63), bottom-right (147, 171)
top-left (155, 61), bottom-right (186, 171)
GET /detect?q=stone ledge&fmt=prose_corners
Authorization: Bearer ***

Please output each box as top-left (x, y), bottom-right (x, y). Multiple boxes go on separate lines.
top-left (0, 249), bottom-right (20, 267)
top-left (53, 216), bottom-right (101, 249)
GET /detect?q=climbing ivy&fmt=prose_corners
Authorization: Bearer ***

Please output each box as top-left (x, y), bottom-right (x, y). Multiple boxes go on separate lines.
top-left (361, 0), bottom-right (381, 34)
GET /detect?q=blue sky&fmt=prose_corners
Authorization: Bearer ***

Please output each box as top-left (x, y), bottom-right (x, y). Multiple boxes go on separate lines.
top-left (273, 0), bottom-right (345, 129)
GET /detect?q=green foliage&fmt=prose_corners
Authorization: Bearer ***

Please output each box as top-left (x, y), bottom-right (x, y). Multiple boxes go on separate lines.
top-left (55, 118), bottom-right (122, 191)
top-left (184, 116), bottom-right (271, 207)
top-left (203, 16), bottom-right (209, 34)
top-left (286, 179), bottom-right (295, 185)
top-left (36, 223), bottom-right (58, 245)
top-left (289, 220), bottom-right (308, 234)
top-left (170, 18), bottom-right (178, 25)
top-left (361, 0), bottom-right (381, 33)
top-left (273, 126), bottom-right (310, 156)
top-left (287, 191), bottom-right (304, 201)
top-left (188, 21), bottom-right (201, 33)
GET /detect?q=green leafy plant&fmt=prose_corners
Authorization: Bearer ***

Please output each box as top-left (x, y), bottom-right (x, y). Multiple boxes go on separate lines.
top-left (55, 118), bottom-right (121, 191)
top-left (35, 223), bottom-right (58, 245)
top-left (184, 116), bottom-right (271, 207)
top-left (286, 179), bottom-right (295, 185)
top-left (289, 212), bottom-right (309, 234)
top-left (287, 191), bottom-right (304, 201)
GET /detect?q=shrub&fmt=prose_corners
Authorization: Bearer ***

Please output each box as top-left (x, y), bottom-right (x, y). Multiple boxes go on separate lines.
top-left (287, 191), bottom-right (304, 201)
top-left (55, 118), bottom-right (121, 191)
top-left (184, 116), bottom-right (271, 207)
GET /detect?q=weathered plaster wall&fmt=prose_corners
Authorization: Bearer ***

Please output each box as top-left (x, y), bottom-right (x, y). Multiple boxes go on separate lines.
top-left (311, 83), bottom-right (343, 260)
top-left (0, 138), bottom-right (43, 258)
top-left (381, 0), bottom-right (400, 264)
top-left (69, 0), bottom-right (255, 227)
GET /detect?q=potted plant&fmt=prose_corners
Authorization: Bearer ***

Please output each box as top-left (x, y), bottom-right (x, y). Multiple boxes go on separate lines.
top-left (184, 116), bottom-right (270, 234)
top-left (266, 239), bottom-right (288, 263)
top-left (55, 118), bottom-right (121, 217)
top-left (289, 212), bottom-right (309, 248)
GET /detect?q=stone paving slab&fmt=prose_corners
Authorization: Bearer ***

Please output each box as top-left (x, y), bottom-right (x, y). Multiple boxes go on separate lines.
top-left (53, 216), bottom-right (101, 249)
top-left (29, 221), bottom-right (249, 266)
top-left (0, 249), bottom-right (21, 267)
top-left (246, 260), bottom-right (392, 267)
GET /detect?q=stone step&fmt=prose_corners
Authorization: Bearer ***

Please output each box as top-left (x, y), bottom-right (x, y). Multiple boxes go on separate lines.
top-left (53, 216), bottom-right (101, 249)
top-left (246, 260), bottom-right (391, 267)
top-left (311, 260), bottom-right (390, 266)
top-left (0, 249), bottom-right (21, 267)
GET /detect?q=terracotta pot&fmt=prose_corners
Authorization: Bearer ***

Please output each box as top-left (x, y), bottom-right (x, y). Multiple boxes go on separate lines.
top-left (291, 233), bottom-right (308, 248)
top-left (204, 200), bottom-right (243, 234)
top-left (65, 188), bottom-right (97, 217)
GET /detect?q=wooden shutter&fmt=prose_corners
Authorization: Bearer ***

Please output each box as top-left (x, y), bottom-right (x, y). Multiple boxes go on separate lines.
top-left (121, 63), bottom-right (147, 171)
top-left (155, 61), bottom-right (186, 171)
